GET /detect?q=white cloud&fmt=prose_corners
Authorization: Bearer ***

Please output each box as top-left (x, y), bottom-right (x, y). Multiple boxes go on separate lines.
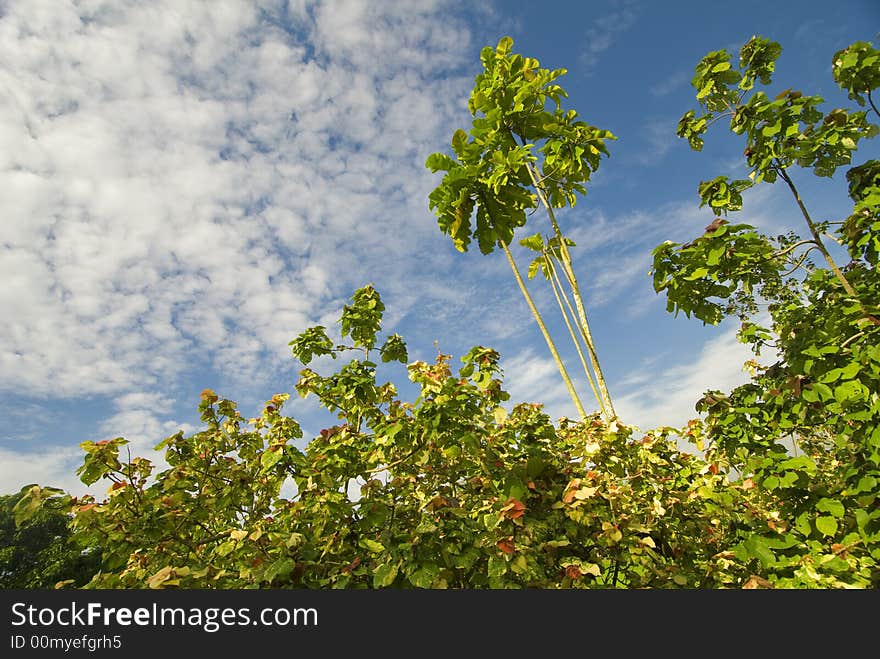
top-left (0, 0), bottom-right (484, 494)
top-left (578, 0), bottom-right (639, 74)
top-left (0, 445), bottom-right (95, 498)
top-left (650, 70), bottom-right (690, 97)
top-left (614, 322), bottom-right (757, 432)
top-left (634, 118), bottom-right (681, 166)
top-left (0, 0), bottom-right (478, 402)
top-left (501, 349), bottom-right (583, 421)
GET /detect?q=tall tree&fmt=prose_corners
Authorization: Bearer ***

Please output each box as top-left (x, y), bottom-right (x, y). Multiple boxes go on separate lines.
top-left (426, 37), bottom-right (618, 422)
top-left (651, 37), bottom-right (880, 587)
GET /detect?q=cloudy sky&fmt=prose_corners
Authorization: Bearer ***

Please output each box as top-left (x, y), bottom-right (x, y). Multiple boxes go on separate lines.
top-left (2, 0), bottom-right (878, 496)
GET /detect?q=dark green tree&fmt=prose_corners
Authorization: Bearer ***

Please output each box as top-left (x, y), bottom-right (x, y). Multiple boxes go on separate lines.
top-left (0, 487), bottom-right (101, 588)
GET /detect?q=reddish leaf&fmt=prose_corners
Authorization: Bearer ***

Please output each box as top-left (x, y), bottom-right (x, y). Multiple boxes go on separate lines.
top-left (564, 565), bottom-right (582, 579)
top-left (497, 538), bottom-right (515, 555)
top-left (704, 217), bottom-right (727, 233)
top-left (562, 478), bottom-right (581, 504)
top-left (343, 556), bottom-right (362, 573)
top-left (742, 574), bottom-right (774, 589)
top-left (500, 498), bottom-right (526, 520)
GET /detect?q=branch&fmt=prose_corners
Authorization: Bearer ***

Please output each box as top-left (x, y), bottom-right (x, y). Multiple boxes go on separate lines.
top-left (868, 89), bottom-right (880, 121)
top-left (840, 330), bottom-right (866, 349)
top-left (514, 146), bottom-right (617, 420)
top-left (772, 239), bottom-right (818, 259)
top-left (775, 168), bottom-right (872, 315)
top-left (780, 245), bottom-right (820, 276)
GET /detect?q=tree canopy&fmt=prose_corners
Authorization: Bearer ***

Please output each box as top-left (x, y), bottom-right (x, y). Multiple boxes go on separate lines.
top-left (1, 488), bottom-right (101, 589)
top-left (7, 36), bottom-right (880, 589)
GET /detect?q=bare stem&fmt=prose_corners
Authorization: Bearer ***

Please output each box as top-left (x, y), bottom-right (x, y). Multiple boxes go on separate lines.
top-left (501, 240), bottom-right (588, 420)
top-left (772, 239), bottom-right (819, 259)
top-left (546, 251), bottom-right (606, 416)
top-left (523, 161), bottom-right (617, 420)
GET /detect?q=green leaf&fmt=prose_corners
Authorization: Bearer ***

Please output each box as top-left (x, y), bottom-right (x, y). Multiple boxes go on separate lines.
top-left (816, 498), bottom-right (845, 518)
top-left (379, 333), bottom-right (408, 364)
top-left (527, 258), bottom-right (541, 280)
top-left (260, 448), bottom-right (282, 470)
top-left (425, 152), bottom-right (457, 173)
top-left (409, 564), bottom-right (439, 588)
top-left (816, 516), bottom-right (838, 536)
top-left (493, 406), bottom-right (508, 424)
top-left (795, 512), bottom-right (813, 536)
top-left (519, 233), bottom-right (545, 252)
top-left (745, 535), bottom-right (776, 566)
top-left (762, 121), bottom-right (781, 137)
top-left (373, 562), bottom-right (399, 588)
top-left (779, 455), bottom-right (817, 474)
top-left (488, 555), bottom-right (507, 579)
top-left (808, 382), bottom-right (833, 402)
top-left (854, 476), bottom-right (877, 494)
top-left (706, 244), bottom-right (725, 266)
top-left (264, 558), bottom-right (297, 583)
top-left (442, 444), bottom-right (462, 460)
top-left (684, 267), bottom-right (710, 281)
top-left (834, 380), bottom-right (866, 404)
top-left (12, 486), bottom-right (49, 527)
top-left (359, 538), bottom-right (385, 554)
top-left (451, 129), bottom-right (468, 156)
top-left (510, 554), bottom-right (528, 574)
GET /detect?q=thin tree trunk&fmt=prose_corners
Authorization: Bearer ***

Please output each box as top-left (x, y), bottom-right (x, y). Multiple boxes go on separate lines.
top-left (500, 241), bottom-right (588, 420)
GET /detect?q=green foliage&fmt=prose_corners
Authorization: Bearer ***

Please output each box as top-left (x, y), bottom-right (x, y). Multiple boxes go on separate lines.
top-left (341, 284), bottom-right (385, 352)
top-left (651, 222), bottom-right (782, 324)
top-left (843, 159), bottom-right (880, 264)
top-left (289, 326), bottom-right (334, 365)
top-left (1, 487), bottom-right (101, 588)
top-left (677, 35), bottom-right (878, 183)
top-left (13, 36), bottom-right (880, 591)
top-left (652, 35), bottom-right (880, 587)
top-left (19, 288), bottom-right (757, 589)
top-left (832, 41), bottom-right (880, 109)
top-left (426, 36), bottom-right (614, 255)
top-left (426, 35), bottom-right (618, 421)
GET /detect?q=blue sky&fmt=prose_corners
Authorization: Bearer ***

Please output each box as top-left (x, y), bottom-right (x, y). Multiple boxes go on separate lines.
top-left (2, 0), bottom-right (879, 496)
